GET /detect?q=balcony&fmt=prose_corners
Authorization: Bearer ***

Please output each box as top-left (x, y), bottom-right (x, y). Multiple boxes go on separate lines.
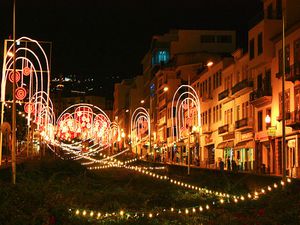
top-left (218, 89), bottom-right (229, 101)
top-left (250, 88), bottom-right (272, 108)
top-left (231, 79), bottom-right (253, 96)
top-left (276, 112), bottom-right (291, 122)
top-left (235, 118), bottom-right (253, 132)
top-left (158, 116), bottom-right (166, 126)
top-left (202, 124), bottom-right (212, 134)
top-left (158, 98), bottom-right (167, 109)
top-left (286, 63), bottom-right (300, 83)
top-left (202, 92), bottom-right (213, 102)
top-left (218, 124), bottom-right (229, 135)
top-left (286, 110), bottom-right (300, 130)
top-left (276, 65), bottom-right (291, 79)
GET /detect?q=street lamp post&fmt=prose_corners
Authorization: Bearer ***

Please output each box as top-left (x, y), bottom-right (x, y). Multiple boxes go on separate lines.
top-left (11, 0), bottom-right (17, 184)
top-left (282, 13), bottom-right (287, 181)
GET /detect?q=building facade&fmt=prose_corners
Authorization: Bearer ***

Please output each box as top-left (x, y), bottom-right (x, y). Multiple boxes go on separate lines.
top-left (113, 0), bottom-right (300, 178)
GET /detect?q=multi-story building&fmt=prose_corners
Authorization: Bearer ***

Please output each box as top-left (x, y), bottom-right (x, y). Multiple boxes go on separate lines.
top-left (147, 29), bottom-right (236, 160)
top-left (113, 0), bottom-right (300, 178)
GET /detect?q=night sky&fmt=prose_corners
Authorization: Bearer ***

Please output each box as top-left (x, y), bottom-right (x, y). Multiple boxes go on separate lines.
top-left (0, 0), bottom-right (262, 97)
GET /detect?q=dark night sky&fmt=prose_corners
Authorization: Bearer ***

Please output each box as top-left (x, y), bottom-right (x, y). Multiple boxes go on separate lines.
top-left (0, 0), bottom-right (262, 97)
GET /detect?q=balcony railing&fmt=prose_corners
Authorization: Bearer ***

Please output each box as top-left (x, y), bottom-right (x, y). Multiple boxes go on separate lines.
top-left (250, 88), bottom-right (272, 101)
top-left (218, 89), bottom-right (229, 101)
top-left (202, 92), bottom-right (213, 102)
top-left (286, 63), bottom-right (300, 83)
top-left (276, 65), bottom-right (291, 79)
top-left (218, 124), bottom-right (229, 135)
top-left (286, 110), bottom-right (300, 129)
top-left (158, 116), bottom-right (166, 126)
top-left (231, 79), bottom-right (253, 95)
top-left (235, 118), bottom-right (247, 129)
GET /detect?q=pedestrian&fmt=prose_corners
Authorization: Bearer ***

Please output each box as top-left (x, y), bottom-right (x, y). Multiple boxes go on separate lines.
top-left (219, 159), bottom-right (224, 172)
top-left (227, 156), bottom-right (231, 171)
top-left (232, 159), bottom-right (237, 172)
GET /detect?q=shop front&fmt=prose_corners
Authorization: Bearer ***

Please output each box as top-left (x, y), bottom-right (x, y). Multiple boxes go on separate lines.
top-left (204, 144), bottom-right (215, 168)
top-left (276, 134), bottom-right (300, 178)
top-left (216, 140), bottom-right (234, 170)
top-left (235, 139), bottom-right (254, 171)
top-left (255, 131), bottom-right (276, 174)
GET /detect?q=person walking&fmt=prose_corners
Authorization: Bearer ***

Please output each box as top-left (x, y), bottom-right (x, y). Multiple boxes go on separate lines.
top-left (227, 156), bottom-right (231, 171)
top-left (232, 159), bottom-right (237, 172)
top-left (219, 159), bottom-right (224, 172)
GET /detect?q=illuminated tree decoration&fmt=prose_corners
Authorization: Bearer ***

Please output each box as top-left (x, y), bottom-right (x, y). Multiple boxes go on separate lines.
top-left (24, 102), bottom-right (35, 114)
top-left (15, 87), bottom-right (27, 100)
top-left (22, 66), bottom-right (31, 76)
top-left (8, 71), bottom-right (21, 83)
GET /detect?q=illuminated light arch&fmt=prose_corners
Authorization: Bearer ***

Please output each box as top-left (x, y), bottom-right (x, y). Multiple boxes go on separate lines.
top-left (1, 37), bottom-right (51, 103)
top-left (171, 85), bottom-right (201, 142)
top-left (110, 121), bottom-right (120, 143)
top-left (54, 103), bottom-right (112, 159)
top-left (130, 107), bottom-right (150, 149)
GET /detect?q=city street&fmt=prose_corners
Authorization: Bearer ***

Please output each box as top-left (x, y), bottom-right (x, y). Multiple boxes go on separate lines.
top-left (1, 0), bottom-right (300, 224)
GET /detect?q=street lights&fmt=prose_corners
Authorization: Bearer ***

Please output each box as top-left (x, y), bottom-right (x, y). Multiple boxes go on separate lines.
top-left (281, 10), bottom-right (287, 181)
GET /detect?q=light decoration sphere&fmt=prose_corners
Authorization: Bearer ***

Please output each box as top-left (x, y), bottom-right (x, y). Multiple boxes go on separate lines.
top-left (23, 67), bottom-right (31, 76)
top-left (24, 102), bottom-right (35, 114)
top-left (8, 71), bottom-right (21, 83)
top-left (15, 87), bottom-right (27, 100)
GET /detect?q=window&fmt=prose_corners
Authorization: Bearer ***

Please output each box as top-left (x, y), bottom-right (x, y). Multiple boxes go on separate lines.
top-left (267, 3), bottom-right (273, 19)
top-left (258, 32), bottom-right (263, 55)
top-left (208, 108), bottom-right (211, 125)
top-left (236, 105), bottom-right (240, 121)
top-left (258, 111), bottom-right (263, 131)
top-left (216, 105), bottom-right (219, 122)
top-left (219, 104), bottom-right (222, 121)
top-left (200, 35), bottom-right (215, 43)
top-left (250, 39), bottom-right (255, 60)
top-left (278, 45), bottom-right (290, 74)
top-left (295, 86), bottom-right (300, 112)
top-left (152, 49), bottom-right (169, 65)
top-left (294, 39), bottom-right (300, 74)
top-left (213, 71), bottom-right (222, 89)
top-left (158, 50), bottom-right (168, 63)
top-left (276, 0), bottom-right (282, 19)
top-left (216, 35), bottom-right (232, 43)
top-left (224, 74), bottom-right (232, 90)
top-left (257, 73), bottom-right (263, 90)
top-left (279, 90), bottom-right (290, 116)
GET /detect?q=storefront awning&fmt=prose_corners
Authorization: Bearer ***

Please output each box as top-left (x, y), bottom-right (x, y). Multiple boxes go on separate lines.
top-left (216, 140), bottom-right (234, 149)
top-left (235, 139), bottom-right (254, 149)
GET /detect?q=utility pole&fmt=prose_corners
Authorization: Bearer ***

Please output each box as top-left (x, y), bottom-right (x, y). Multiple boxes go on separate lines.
top-left (282, 13), bottom-right (287, 181)
top-left (11, 0), bottom-right (17, 184)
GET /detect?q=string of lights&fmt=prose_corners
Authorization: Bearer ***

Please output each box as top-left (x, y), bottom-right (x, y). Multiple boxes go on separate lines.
top-left (68, 177), bottom-right (292, 222)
